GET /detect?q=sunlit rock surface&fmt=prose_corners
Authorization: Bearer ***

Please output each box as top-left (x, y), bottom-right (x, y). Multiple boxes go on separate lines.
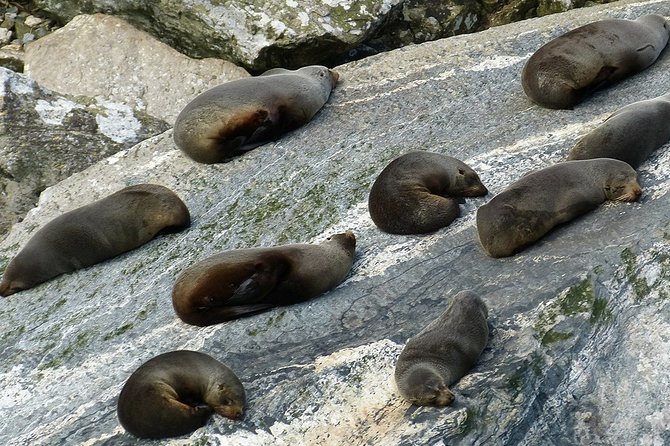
top-left (1, 1), bottom-right (670, 444)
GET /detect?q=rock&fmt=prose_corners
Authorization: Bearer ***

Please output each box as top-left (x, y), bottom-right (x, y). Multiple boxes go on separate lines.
top-left (0, 44), bottom-right (24, 72)
top-left (0, 67), bottom-right (169, 238)
top-left (1, 1), bottom-right (670, 445)
top-left (24, 14), bottom-right (250, 123)
top-left (0, 28), bottom-right (12, 45)
top-left (24, 15), bottom-right (44, 28)
top-left (31, 0), bottom-right (612, 72)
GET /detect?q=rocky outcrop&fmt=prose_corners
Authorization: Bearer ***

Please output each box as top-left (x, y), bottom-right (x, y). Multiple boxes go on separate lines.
top-left (31, 0), bottom-right (613, 72)
top-left (0, 68), bottom-right (168, 238)
top-left (1, 0), bottom-right (670, 445)
top-left (24, 14), bottom-right (250, 123)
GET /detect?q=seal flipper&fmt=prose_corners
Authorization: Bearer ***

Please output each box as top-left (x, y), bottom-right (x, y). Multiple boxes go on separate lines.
top-left (226, 257), bottom-right (290, 306)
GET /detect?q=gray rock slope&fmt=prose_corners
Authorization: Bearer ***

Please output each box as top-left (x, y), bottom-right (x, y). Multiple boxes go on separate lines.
top-left (2, 0), bottom-right (670, 444)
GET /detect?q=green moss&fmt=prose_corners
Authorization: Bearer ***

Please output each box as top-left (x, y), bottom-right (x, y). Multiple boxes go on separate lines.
top-left (620, 248), bottom-right (650, 299)
top-left (590, 297), bottom-right (613, 325)
top-left (104, 323), bottom-right (134, 341)
top-left (540, 330), bottom-right (573, 346)
top-left (559, 279), bottom-right (593, 316)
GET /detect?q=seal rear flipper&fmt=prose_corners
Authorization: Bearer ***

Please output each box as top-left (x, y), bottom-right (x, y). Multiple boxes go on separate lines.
top-left (227, 276), bottom-right (265, 305)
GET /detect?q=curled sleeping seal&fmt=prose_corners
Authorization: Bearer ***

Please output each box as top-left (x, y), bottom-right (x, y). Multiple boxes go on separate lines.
top-left (368, 151), bottom-right (488, 235)
top-left (0, 184), bottom-right (190, 296)
top-left (522, 15), bottom-right (670, 109)
top-left (394, 290), bottom-right (489, 406)
top-left (567, 92), bottom-right (670, 168)
top-left (172, 231), bottom-right (356, 326)
top-left (173, 65), bottom-right (339, 163)
top-left (117, 350), bottom-right (245, 439)
top-left (476, 159), bottom-right (641, 258)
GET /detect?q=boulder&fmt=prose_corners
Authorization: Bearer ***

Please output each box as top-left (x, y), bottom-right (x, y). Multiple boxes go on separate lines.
top-left (0, 67), bottom-right (168, 238)
top-left (24, 14), bottom-right (250, 124)
top-left (31, 0), bottom-right (613, 72)
top-left (1, 1), bottom-right (670, 444)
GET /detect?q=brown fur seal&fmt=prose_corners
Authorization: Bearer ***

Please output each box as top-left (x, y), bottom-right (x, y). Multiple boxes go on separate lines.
top-left (567, 92), bottom-right (670, 168)
top-left (476, 159), bottom-right (641, 258)
top-left (0, 184), bottom-right (190, 296)
top-left (394, 290), bottom-right (488, 406)
top-left (173, 65), bottom-right (339, 164)
top-left (172, 231), bottom-right (356, 326)
top-left (368, 151), bottom-right (488, 235)
top-left (522, 15), bottom-right (670, 109)
top-left (117, 350), bottom-right (245, 439)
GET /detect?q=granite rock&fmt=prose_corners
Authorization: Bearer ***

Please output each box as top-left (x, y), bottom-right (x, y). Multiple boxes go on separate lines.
top-left (1, 1), bottom-right (670, 445)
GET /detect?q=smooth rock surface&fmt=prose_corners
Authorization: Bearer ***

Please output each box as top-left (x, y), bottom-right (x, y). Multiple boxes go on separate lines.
top-left (2, 1), bottom-right (670, 445)
top-left (24, 14), bottom-right (250, 123)
top-left (31, 0), bottom-right (613, 71)
top-left (0, 67), bottom-right (169, 238)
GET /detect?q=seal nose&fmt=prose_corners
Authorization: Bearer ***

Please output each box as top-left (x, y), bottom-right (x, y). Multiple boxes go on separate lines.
top-left (329, 69), bottom-right (340, 86)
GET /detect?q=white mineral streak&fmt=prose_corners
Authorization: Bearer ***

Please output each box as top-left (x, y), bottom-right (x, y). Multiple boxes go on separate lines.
top-left (94, 100), bottom-right (141, 143)
top-left (34, 98), bottom-right (85, 126)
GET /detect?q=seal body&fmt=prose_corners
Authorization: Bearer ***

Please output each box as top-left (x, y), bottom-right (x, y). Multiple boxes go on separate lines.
top-left (173, 65), bottom-right (339, 163)
top-left (368, 151), bottom-right (488, 235)
top-left (0, 184), bottom-right (190, 296)
top-left (522, 15), bottom-right (670, 109)
top-left (394, 290), bottom-right (488, 406)
top-left (567, 93), bottom-right (670, 168)
top-left (172, 231), bottom-right (356, 326)
top-left (476, 159), bottom-right (641, 258)
top-left (117, 350), bottom-right (245, 439)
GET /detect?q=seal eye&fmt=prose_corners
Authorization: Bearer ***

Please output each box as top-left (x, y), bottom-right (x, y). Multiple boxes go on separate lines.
top-left (458, 169), bottom-right (465, 175)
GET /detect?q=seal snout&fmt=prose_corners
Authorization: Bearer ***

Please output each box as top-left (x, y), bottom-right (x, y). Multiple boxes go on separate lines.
top-left (216, 404), bottom-right (244, 420)
top-left (618, 182), bottom-right (642, 202)
top-left (328, 69), bottom-right (339, 87)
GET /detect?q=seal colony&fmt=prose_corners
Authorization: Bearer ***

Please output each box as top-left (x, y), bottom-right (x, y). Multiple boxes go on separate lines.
top-left (567, 92), bottom-right (670, 168)
top-left (3, 7), bottom-right (670, 443)
top-left (173, 65), bottom-right (339, 163)
top-left (476, 159), bottom-right (641, 258)
top-left (172, 231), bottom-right (356, 326)
top-left (0, 184), bottom-right (190, 296)
top-left (522, 14), bottom-right (670, 109)
top-left (368, 151), bottom-right (488, 234)
top-left (117, 350), bottom-right (245, 439)
top-left (394, 291), bottom-right (489, 406)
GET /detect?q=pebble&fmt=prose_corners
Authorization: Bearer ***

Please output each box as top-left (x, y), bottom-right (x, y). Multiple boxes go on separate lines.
top-left (25, 15), bottom-right (43, 28)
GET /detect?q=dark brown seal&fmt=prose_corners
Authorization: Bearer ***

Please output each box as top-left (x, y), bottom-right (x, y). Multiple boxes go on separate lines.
top-left (0, 184), bottom-right (190, 296)
top-left (173, 65), bottom-right (339, 164)
top-left (476, 159), bottom-right (641, 258)
top-left (394, 290), bottom-right (488, 406)
top-left (522, 15), bottom-right (670, 109)
top-left (368, 151), bottom-right (488, 235)
top-left (172, 231), bottom-right (356, 326)
top-left (117, 350), bottom-right (245, 439)
top-left (567, 92), bottom-right (670, 168)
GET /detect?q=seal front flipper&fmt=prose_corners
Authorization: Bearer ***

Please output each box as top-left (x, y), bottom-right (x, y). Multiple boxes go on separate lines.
top-left (227, 258), bottom-right (289, 306)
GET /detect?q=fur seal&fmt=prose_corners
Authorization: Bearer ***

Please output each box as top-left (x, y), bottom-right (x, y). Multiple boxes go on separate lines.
top-left (567, 92), bottom-right (670, 168)
top-left (368, 151), bottom-right (488, 235)
top-left (173, 65), bottom-right (339, 164)
top-left (172, 231), bottom-right (356, 326)
top-left (476, 159), bottom-right (641, 258)
top-left (394, 290), bottom-right (488, 406)
top-left (522, 15), bottom-right (670, 109)
top-left (0, 184), bottom-right (190, 296)
top-left (117, 350), bottom-right (245, 439)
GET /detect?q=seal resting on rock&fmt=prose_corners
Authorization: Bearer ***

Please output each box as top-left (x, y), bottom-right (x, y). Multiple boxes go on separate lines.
top-left (117, 350), bottom-right (245, 439)
top-left (0, 184), bottom-right (190, 296)
top-left (567, 92), bottom-right (670, 168)
top-left (476, 159), bottom-right (641, 258)
top-left (394, 290), bottom-right (489, 406)
top-left (368, 151), bottom-right (488, 234)
top-left (522, 15), bottom-right (670, 109)
top-left (173, 65), bottom-right (339, 163)
top-left (172, 231), bottom-right (356, 326)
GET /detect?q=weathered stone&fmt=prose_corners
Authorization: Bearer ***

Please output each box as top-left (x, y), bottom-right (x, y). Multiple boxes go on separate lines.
top-left (0, 44), bottom-right (24, 72)
top-left (1, 1), bottom-right (670, 445)
top-left (0, 68), bottom-right (169, 238)
top-left (24, 13), bottom-right (250, 123)
top-left (31, 0), bottom-right (613, 72)
top-left (24, 15), bottom-right (44, 28)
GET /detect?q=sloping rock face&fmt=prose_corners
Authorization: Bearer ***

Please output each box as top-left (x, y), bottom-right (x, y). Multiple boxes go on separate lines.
top-left (1, 1), bottom-right (670, 445)
top-left (31, 0), bottom-right (613, 72)
top-left (0, 68), bottom-right (168, 238)
top-left (23, 14), bottom-right (250, 123)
